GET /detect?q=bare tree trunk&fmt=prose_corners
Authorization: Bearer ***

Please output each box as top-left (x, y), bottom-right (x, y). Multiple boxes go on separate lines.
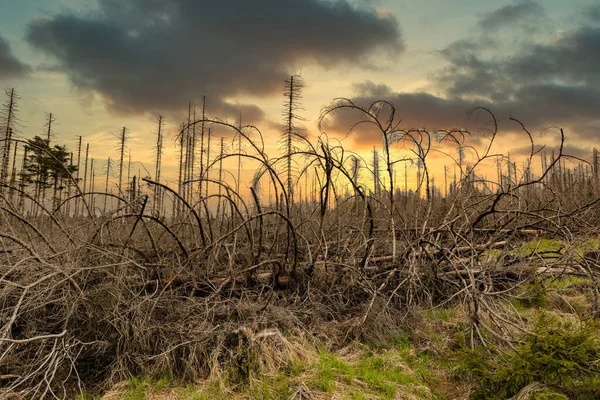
top-left (237, 112), bottom-right (242, 197)
top-left (18, 147), bottom-right (27, 214)
top-left (74, 136), bottom-right (82, 217)
top-left (372, 147), bottom-right (380, 197)
top-left (198, 96), bottom-right (206, 196)
top-left (283, 76), bottom-right (304, 205)
top-left (205, 127), bottom-right (211, 198)
top-left (190, 107), bottom-right (196, 203)
top-left (8, 141), bottom-right (18, 205)
top-left (66, 152), bottom-right (73, 217)
top-left (1, 88), bottom-right (17, 196)
top-left (89, 158), bottom-right (95, 216)
top-left (184, 102), bottom-right (191, 204)
top-left (154, 115), bottom-right (164, 214)
top-left (127, 150), bottom-right (132, 209)
top-left (118, 127), bottom-right (126, 199)
top-left (216, 136), bottom-right (224, 219)
top-left (82, 143), bottom-right (89, 217)
top-left (104, 157), bottom-right (111, 215)
top-left (177, 123), bottom-right (185, 219)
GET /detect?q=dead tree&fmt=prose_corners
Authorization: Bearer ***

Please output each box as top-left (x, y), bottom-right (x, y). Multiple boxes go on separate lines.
top-left (236, 112), bottom-right (242, 196)
top-left (89, 158), bottom-right (95, 215)
top-left (1, 88), bottom-right (18, 196)
top-left (117, 127), bottom-right (126, 200)
top-left (81, 143), bottom-right (89, 215)
top-left (154, 115), bottom-right (164, 214)
top-left (18, 146), bottom-right (27, 213)
top-left (74, 136), bottom-right (82, 216)
top-left (350, 156), bottom-right (361, 197)
top-left (103, 157), bottom-right (112, 214)
top-left (184, 102), bottom-right (192, 203)
top-left (216, 136), bottom-right (224, 218)
top-left (372, 147), bottom-right (380, 197)
top-left (205, 127), bottom-right (211, 198)
top-left (198, 96), bottom-right (206, 196)
top-left (282, 75), bottom-right (304, 205)
top-left (176, 122), bottom-right (185, 218)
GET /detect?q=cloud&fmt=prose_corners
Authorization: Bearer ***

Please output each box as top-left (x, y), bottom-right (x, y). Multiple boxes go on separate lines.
top-left (0, 34), bottom-right (30, 81)
top-left (477, 0), bottom-right (545, 32)
top-left (324, 2), bottom-right (600, 156)
top-left (25, 0), bottom-right (403, 119)
top-left (428, 4), bottom-right (600, 145)
top-left (581, 4), bottom-right (600, 22)
top-left (320, 85), bottom-right (499, 149)
top-left (504, 26), bottom-right (600, 87)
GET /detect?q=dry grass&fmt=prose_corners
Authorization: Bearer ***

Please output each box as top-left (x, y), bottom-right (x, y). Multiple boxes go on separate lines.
top-left (1, 107), bottom-right (600, 399)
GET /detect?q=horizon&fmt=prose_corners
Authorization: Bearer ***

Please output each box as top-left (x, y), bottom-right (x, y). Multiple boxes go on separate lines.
top-left (1, 0), bottom-right (599, 205)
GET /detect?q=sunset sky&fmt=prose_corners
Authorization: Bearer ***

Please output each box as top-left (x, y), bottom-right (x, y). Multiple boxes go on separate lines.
top-left (0, 0), bottom-right (599, 194)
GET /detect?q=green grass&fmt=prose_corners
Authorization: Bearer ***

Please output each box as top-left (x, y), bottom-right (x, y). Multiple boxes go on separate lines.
top-left (120, 374), bottom-right (171, 400)
top-left (309, 347), bottom-right (427, 399)
top-left (426, 308), bottom-right (457, 322)
top-left (111, 337), bottom-right (437, 400)
top-left (74, 394), bottom-right (100, 400)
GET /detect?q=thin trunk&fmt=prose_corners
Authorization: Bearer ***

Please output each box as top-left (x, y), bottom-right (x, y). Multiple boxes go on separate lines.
top-left (191, 107), bottom-right (196, 203)
top-left (118, 127), bottom-right (126, 199)
top-left (82, 144), bottom-right (89, 217)
top-left (372, 147), bottom-right (379, 196)
top-left (177, 123), bottom-right (185, 218)
top-left (444, 165), bottom-right (448, 198)
top-left (237, 111), bottom-right (242, 196)
top-left (199, 96), bottom-right (206, 196)
top-left (66, 152), bottom-right (73, 217)
top-left (185, 102), bottom-right (191, 203)
top-left (74, 136), bottom-right (82, 216)
top-left (154, 116), bottom-right (164, 214)
top-left (89, 158), bottom-right (95, 216)
top-left (18, 147), bottom-right (28, 214)
top-left (1, 89), bottom-right (16, 195)
top-left (8, 140), bottom-right (18, 205)
top-left (46, 113), bottom-right (53, 143)
top-left (404, 162), bottom-right (408, 194)
top-left (286, 77), bottom-right (294, 204)
top-left (104, 157), bottom-right (111, 215)
top-left (216, 136), bottom-right (224, 218)
top-left (127, 150), bottom-right (132, 207)
top-left (205, 127), bottom-right (211, 198)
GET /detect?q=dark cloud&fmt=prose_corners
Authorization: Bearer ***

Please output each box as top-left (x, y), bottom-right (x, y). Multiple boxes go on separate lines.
top-left (477, 1), bottom-right (545, 32)
top-left (352, 81), bottom-right (394, 98)
top-left (326, 2), bottom-right (600, 154)
top-left (436, 38), bottom-right (509, 102)
top-left (428, 4), bottom-right (600, 147)
top-left (335, 80), bottom-right (600, 152)
top-left (25, 0), bottom-right (403, 119)
top-left (581, 4), bottom-right (600, 22)
top-left (0, 34), bottom-right (30, 80)
top-left (321, 84), bottom-right (494, 148)
top-left (184, 98), bottom-right (266, 127)
top-left (506, 26), bottom-right (600, 86)
top-left (511, 143), bottom-right (593, 161)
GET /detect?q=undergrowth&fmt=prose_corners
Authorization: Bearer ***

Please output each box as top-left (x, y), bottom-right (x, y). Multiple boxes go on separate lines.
top-left (456, 314), bottom-right (600, 399)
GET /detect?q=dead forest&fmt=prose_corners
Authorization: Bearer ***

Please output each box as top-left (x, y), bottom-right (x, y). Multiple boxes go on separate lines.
top-left (1, 80), bottom-right (600, 399)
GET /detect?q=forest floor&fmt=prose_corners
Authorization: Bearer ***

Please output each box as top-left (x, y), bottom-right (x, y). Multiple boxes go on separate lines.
top-left (93, 260), bottom-right (600, 400)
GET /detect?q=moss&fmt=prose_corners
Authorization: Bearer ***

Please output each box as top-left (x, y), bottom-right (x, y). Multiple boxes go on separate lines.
top-left (520, 238), bottom-right (564, 257)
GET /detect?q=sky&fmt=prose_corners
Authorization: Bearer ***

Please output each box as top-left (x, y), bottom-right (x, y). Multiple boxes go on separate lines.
top-left (0, 0), bottom-right (599, 195)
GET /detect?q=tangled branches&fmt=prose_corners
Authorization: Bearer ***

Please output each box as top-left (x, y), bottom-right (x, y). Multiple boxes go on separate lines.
top-left (1, 105), bottom-right (600, 398)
